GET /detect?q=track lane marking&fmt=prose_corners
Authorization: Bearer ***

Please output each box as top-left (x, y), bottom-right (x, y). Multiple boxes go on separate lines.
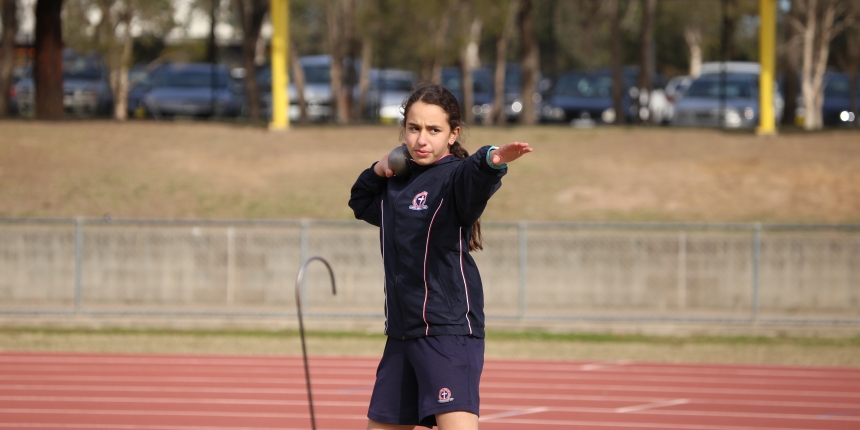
top-left (0, 424), bottom-right (354, 430)
top-left (615, 398), bottom-right (689, 413)
top-left (5, 405), bottom-right (860, 422)
top-left (479, 407), bottom-right (548, 422)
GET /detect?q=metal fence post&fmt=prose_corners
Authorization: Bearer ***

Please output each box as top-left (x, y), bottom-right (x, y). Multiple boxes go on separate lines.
top-left (226, 226), bottom-right (236, 306)
top-left (300, 219), bottom-right (310, 307)
top-left (677, 231), bottom-right (687, 310)
top-left (752, 222), bottom-right (761, 322)
top-left (75, 217), bottom-right (83, 312)
top-left (518, 221), bottom-right (528, 318)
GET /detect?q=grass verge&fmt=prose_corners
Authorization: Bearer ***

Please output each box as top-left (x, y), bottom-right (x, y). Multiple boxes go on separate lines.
top-left (2, 327), bottom-right (859, 367)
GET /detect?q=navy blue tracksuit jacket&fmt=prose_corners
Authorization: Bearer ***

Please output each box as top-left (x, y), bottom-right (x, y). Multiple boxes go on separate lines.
top-left (349, 145), bottom-right (505, 340)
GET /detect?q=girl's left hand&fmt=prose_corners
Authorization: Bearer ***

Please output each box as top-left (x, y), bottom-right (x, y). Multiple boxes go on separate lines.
top-left (490, 142), bottom-right (533, 166)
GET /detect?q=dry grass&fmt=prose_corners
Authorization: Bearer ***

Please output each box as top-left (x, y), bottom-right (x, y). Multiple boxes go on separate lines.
top-left (2, 120), bottom-right (859, 223)
top-left (3, 329), bottom-right (859, 367)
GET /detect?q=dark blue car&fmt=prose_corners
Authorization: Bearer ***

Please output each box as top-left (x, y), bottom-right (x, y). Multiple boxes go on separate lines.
top-left (441, 67), bottom-right (495, 121)
top-left (142, 63), bottom-right (245, 118)
top-left (821, 72), bottom-right (859, 126)
top-left (542, 68), bottom-right (640, 124)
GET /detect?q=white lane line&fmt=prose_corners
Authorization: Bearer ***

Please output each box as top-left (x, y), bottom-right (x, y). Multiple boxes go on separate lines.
top-left (0, 384), bottom-right (349, 396)
top-left (0, 408), bottom-right (367, 420)
top-left (5, 391), bottom-right (860, 413)
top-left (482, 417), bottom-right (815, 430)
top-left (479, 407), bottom-right (548, 422)
top-left (615, 398), bottom-right (690, 413)
top-left (5, 378), bottom-right (860, 400)
top-left (0, 395), bottom-right (368, 407)
top-left (480, 381), bottom-right (860, 399)
top-left (0, 374), bottom-right (374, 385)
top-left (0, 364), bottom-right (372, 376)
top-left (0, 424), bottom-right (355, 430)
top-left (0, 355), bottom-right (379, 368)
top-left (484, 371), bottom-right (859, 389)
top-left (7, 405), bottom-right (860, 423)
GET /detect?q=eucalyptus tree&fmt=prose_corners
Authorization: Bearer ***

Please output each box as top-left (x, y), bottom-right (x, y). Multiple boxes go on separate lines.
top-left (0, 0), bottom-right (17, 117)
top-left (790, 0), bottom-right (856, 130)
top-left (34, 0), bottom-right (64, 120)
top-left (234, 0), bottom-right (268, 122)
top-left (63, 0), bottom-right (174, 120)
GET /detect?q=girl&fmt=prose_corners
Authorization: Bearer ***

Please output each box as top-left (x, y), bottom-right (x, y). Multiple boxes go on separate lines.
top-left (349, 83), bottom-right (532, 430)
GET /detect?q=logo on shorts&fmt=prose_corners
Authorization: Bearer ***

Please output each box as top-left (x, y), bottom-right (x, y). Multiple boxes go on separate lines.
top-left (437, 388), bottom-right (454, 403)
top-left (409, 191), bottom-right (429, 210)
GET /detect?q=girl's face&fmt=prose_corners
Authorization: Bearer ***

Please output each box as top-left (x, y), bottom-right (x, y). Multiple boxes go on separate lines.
top-left (404, 101), bottom-right (460, 166)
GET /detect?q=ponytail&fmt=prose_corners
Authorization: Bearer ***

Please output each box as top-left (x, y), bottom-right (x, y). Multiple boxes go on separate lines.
top-left (449, 141), bottom-right (484, 252)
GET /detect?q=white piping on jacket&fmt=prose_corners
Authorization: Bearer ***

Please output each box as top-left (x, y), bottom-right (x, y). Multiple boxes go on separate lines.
top-left (459, 227), bottom-right (473, 334)
top-left (423, 199), bottom-right (444, 336)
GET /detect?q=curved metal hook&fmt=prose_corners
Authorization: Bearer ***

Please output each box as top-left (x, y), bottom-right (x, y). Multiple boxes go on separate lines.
top-left (294, 256), bottom-right (336, 430)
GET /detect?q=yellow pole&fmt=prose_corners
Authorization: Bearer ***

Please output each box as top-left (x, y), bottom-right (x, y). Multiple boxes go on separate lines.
top-left (269, 0), bottom-right (289, 130)
top-left (756, 0), bottom-right (776, 135)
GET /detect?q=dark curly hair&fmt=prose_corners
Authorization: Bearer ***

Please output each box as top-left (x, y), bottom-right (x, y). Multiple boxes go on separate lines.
top-left (399, 83), bottom-right (484, 252)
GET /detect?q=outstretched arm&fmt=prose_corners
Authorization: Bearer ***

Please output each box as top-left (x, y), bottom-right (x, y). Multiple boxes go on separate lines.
top-left (488, 142), bottom-right (533, 167)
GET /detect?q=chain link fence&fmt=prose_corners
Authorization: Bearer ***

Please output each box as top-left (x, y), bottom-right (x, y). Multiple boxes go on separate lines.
top-left (1, 218), bottom-right (858, 326)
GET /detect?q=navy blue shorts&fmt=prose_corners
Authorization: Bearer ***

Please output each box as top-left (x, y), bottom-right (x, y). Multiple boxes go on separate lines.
top-left (367, 335), bottom-right (484, 428)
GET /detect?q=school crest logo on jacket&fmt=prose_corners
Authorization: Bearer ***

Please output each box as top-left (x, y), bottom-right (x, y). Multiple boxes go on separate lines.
top-left (409, 191), bottom-right (429, 210)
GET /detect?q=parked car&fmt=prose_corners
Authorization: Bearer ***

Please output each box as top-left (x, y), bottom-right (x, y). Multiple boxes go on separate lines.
top-left (363, 68), bottom-right (417, 123)
top-left (126, 62), bottom-right (166, 118)
top-left (13, 49), bottom-right (114, 118)
top-left (498, 63), bottom-right (549, 122)
top-left (7, 64), bottom-right (30, 115)
top-left (663, 75), bottom-right (693, 123)
top-left (441, 66), bottom-right (495, 121)
top-left (541, 68), bottom-right (633, 125)
top-left (795, 72), bottom-right (859, 127)
top-left (821, 72), bottom-right (859, 126)
top-left (670, 69), bottom-right (783, 129)
top-left (258, 55), bottom-right (362, 122)
top-left (542, 66), bottom-right (667, 125)
top-left (141, 63), bottom-right (244, 118)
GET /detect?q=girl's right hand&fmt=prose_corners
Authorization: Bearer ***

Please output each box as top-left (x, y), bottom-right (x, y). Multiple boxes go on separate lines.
top-left (374, 153), bottom-right (394, 178)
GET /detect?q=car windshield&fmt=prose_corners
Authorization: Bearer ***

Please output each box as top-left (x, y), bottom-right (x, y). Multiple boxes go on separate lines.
top-left (160, 68), bottom-right (229, 88)
top-left (304, 65), bottom-right (330, 84)
top-left (376, 77), bottom-right (413, 92)
top-left (685, 78), bottom-right (755, 99)
top-left (473, 71), bottom-right (493, 94)
top-left (823, 78), bottom-right (859, 97)
top-left (553, 74), bottom-right (613, 98)
top-left (64, 57), bottom-right (103, 80)
top-left (504, 68), bottom-right (520, 91)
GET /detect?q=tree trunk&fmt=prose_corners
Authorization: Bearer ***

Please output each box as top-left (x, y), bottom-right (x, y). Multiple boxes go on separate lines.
top-left (237, 0), bottom-right (267, 122)
top-left (357, 36), bottom-right (371, 121)
top-left (491, 0), bottom-right (519, 125)
top-left (800, 0), bottom-right (840, 131)
top-left (460, 16), bottom-right (481, 125)
top-left (430, 12), bottom-right (451, 85)
top-left (327, 1), bottom-right (347, 124)
top-left (636, 0), bottom-right (656, 124)
top-left (780, 2), bottom-right (803, 126)
top-left (342, 0), bottom-right (357, 122)
top-left (683, 26), bottom-right (702, 78)
top-left (34, 0), bottom-right (64, 120)
top-left (610, 0), bottom-right (625, 124)
top-left (518, 0), bottom-right (539, 125)
top-left (111, 10), bottom-right (133, 121)
top-left (207, 0), bottom-right (217, 64)
top-left (289, 39), bottom-right (308, 123)
top-left (0, 0), bottom-right (17, 117)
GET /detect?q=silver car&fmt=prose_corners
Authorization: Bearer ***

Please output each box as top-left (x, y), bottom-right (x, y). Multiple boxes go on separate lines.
top-left (670, 72), bottom-right (783, 129)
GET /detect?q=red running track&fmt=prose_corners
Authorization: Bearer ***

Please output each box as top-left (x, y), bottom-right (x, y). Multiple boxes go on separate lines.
top-left (1, 352), bottom-right (860, 429)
